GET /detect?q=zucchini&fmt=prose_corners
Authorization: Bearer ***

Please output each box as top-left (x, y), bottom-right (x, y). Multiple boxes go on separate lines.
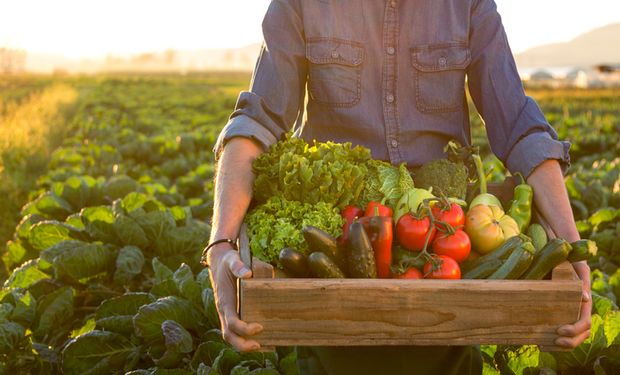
top-left (347, 221), bottom-right (377, 278)
top-left (567, 239), bottom-right (598, 263)
top-left (461, 235), bottom-right (524, 273)
top-left (521, 238), bottom-right (572, 280)
top-left (462, 258), bottom-right (503, 279)
top-left (302, 226), bottom-right (347, 271)
top-left (488, 241), bottom-right (536, 280)
top-left (308, 252), bottom-right (345, 278)
top-left (278, 247), bottom-right (309, 277)
top-left (527, 223), bottom-right (548, 253)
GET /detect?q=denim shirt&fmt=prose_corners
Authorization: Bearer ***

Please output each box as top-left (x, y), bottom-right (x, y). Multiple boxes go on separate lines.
top-left (214, 0), bottom-right (570, 178)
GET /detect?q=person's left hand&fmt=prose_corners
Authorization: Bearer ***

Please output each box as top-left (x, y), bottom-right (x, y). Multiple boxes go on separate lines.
top-left (555, 261), bottom-right (592, 348)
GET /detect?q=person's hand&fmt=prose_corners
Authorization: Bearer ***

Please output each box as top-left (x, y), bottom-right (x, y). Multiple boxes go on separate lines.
top-left (555, 261), bottom-right (591, 349)
top-left (208, 246), bottom-right (263, 351)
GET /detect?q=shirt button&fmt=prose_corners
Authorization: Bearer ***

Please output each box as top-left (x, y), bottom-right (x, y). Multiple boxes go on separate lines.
top-left (387, 46), bottom-right (395, 55)
top-left (386, 94), bottom-right (395, 103)
top-left (331, 51), bottom-right (340, 59)
top-left (438, 57), bottom-right (447, 67)
top-left (391, 140), bottom-right (398, 148)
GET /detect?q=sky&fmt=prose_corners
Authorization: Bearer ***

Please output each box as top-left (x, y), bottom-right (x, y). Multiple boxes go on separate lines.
top-left (1, 0), bottom-right (619, 58)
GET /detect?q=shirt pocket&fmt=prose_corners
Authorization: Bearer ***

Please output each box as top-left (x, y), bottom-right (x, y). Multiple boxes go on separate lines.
top-left (306, 38), bottom-right (364, 107)
top-left (410, 44), bottom-right (471, 114)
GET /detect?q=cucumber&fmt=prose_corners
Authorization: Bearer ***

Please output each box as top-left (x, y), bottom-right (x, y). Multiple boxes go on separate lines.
top-left (302, 226), bottom-right (347, 271)
top-left (567, 239), bottom-right (597, 263)
top-left (521, 238), bottom-right (572, 280)
top-left (462, 258), bottom-right (503, 279)
top-left (347, 221), bottom-right (377, 278)
top-left (461, 235), bottom-right (524, 273)
top-left (308, 252), bottom-right (345, 278)
top-left (278, 247), bottom-right (309, 277)
top-left (527, 223), bottom-right (548, 253)
top-left (488, 241), bottom-right (536, 280)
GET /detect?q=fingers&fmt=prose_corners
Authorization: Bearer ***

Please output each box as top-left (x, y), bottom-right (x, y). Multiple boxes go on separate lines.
top-left (556, 292), bottom-right (592, 348)
top-left (555, 328), bottom-right (591, 349)
top-left (210, 249), bottom-right (262, 352)
top-left (573, 261), bottom-right (591, 302)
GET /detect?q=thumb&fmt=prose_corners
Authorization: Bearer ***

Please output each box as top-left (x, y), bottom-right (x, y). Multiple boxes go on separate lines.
top-left (227, 254), bottom-right (252, 279)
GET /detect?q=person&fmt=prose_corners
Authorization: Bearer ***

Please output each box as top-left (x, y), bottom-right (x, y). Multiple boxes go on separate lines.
top-left (205, 0), bottom-right (592, 373)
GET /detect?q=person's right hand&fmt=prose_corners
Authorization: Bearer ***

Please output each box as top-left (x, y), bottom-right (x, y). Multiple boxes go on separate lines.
top-left (208, 246), bottom-right (264, 351)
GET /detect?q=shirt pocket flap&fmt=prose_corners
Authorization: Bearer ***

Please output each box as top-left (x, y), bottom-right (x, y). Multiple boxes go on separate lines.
top-left (306, 39), bottom-right (364, 66)
top-left (411, 44), bottom-right (471, 72)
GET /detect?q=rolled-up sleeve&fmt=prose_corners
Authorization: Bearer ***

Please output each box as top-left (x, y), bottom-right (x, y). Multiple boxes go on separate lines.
top-left (466, 0), bottom-right (570, 178)
top-left (213, 0), bottom-right (307, 158)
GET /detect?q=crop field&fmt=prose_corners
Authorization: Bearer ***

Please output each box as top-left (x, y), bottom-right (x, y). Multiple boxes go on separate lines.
top-left (0, 74), bottom-right (618, 374)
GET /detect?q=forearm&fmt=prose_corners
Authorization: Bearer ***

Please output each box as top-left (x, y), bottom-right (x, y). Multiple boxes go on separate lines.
top-left (526, 159), bottom-right (580, 242)
top-left (207, 137), bottom-right (264, 262)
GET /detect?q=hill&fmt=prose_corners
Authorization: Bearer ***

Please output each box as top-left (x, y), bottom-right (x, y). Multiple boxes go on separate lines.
top-left (515, 23), bottom-right (620, 68)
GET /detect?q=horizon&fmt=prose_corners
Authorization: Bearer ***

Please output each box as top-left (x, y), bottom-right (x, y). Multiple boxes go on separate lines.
top-left (1, 0), bottom-right (620, 72)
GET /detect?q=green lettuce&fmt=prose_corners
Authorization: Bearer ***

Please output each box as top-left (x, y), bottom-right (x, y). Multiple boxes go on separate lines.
top-left (245, 196), bottom-right (344, 264)
top-left (252, 134), bottom-right (371, 208)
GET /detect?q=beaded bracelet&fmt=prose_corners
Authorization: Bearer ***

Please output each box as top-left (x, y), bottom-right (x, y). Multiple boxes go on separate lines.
top-left (200, 238), bottom-right (238, 267)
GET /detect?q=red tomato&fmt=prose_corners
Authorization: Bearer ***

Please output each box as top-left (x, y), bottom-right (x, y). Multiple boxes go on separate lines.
top-left (423, 255), bottom-right (461, 279)
top-left (432, 203), bottom-right (465, 231)
top-left (432, 229), bottom-right (471, 263)
top-left (396, 214), bottom-right (436, 252)
top-left (365, 201), bottom-right (393, 218)
top-left (393, 267), bottom-right (423, 279)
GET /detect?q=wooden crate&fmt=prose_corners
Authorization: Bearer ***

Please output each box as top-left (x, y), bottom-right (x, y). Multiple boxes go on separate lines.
top-left (238, 179), bottom-right (583, 350)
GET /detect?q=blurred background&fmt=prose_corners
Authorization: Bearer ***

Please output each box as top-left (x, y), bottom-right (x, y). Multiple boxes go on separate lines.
top-left (1, 0), bottom-right (620, 86)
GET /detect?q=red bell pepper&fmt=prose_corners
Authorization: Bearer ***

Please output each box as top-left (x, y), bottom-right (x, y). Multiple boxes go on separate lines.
top-left (365, 201), bottom-right (393, 218)
top-left (359, 215), bottom-right (393, 278)
top-left (339, 205), bottom-right (364, 247)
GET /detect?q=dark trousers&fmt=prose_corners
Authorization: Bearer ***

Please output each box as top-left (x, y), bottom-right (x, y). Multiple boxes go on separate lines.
top-left (296, 345), bottom-right (482, 375)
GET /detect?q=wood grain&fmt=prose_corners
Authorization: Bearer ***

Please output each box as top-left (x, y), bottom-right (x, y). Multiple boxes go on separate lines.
top-left (240, 275), bottom-right (582, 348)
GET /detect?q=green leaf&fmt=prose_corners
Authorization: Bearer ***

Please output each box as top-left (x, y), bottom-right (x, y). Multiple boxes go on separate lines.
top-left (152, 257), bottom-right (174, 283)
top-left (15, 214), bottom-right (46, 242)
top-left (41, 240), bottom-right (115, 282)
top-left (278, 350), bottom-right (299, 375)
top-left (113, 214), bottom-right (149, 248)
top-left (0, 321), bottom-right (26, 354)
top-left (191, 341), bottom-right (228, 370)
top-left (34, 286), bottom-right (74, 339)
top-left (133, 210), bottom-right (176, 247)
top-left (133, 296), bottom-right (205, 343)
top-left (211, 348), bottom-right (242, 375)
top-left (201, 288), bottom-right (221, 329)
top-left (593, 292), bottom-right (618, 316)
top-left (161, 320), bottom-right (193, 353)
top-left (95, 293), bottom-right (154, 335)
top-left (3, 259), bottom-right (50, 289)
top-left (71, 318), bottom-right (96, 338)
top-left (603, 311), bottom-right (620, 347)
top-left (196, 268), bottom-right (212, 290)
top-left (2, 240), bottom-right (29, 270)
top-left (113, 246), bottom-right (145, 285)
top-left (103, 175), bottom-right (139, 201)
top-left (553, 314), bottom-right (608, 370)
top-left (154, 223), bottom-right (209, 257)
top-left (173, 264), bottom-right (202, 307)
top-left (61, 330), bottom-right (138, 375)
top-left (589, 208), bottom-right (619, 230)
top-left (28, 220), bottom-right (85, 252)
top-left (80, 206), bottom-right (118, 244)
top-left (32, 192), bottom-right (73, 219)
top-left (122, 192), bottom-right (149, 213)
top-left (57, 176), bottom-right (102, 210)
top-left (1, 289), bottom-right (36, 326)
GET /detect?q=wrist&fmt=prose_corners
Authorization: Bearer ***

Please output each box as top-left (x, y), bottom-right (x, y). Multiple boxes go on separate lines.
top-left (201, 238), bottom-right (238, 267)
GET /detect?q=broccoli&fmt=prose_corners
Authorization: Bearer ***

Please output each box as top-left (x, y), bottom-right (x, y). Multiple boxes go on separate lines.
top-left (413, 158), bottom-right (468, 199)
